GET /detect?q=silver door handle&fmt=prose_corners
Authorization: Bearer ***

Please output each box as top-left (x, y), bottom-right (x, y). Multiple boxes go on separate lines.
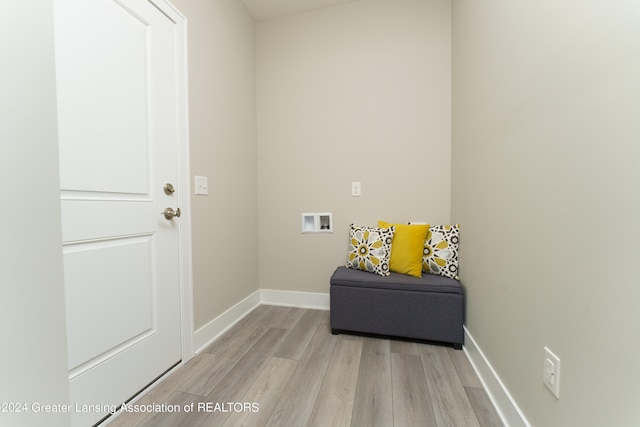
top-left (163, 207), bottom-right (181, 220)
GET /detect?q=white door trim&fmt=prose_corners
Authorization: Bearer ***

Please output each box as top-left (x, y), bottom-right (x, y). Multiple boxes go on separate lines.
top-left (151, 0), bottom-right (194, 362)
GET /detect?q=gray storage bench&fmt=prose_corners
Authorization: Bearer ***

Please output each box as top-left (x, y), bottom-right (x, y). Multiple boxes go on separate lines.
top-left (330, 266), bottom-right (464, 349)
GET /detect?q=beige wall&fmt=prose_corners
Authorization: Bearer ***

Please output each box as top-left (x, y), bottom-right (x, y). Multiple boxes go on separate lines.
top-left (170, 0), bottom-right (258, 330)
top-left (1, 1), bottom-right (71, 425)
top-left (452, 1), bottom-right (640, 426)
top-left (257, 0), bottom-right (452, 293)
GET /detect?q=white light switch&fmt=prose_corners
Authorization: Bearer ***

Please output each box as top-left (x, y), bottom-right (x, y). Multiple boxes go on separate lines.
top-left (351, 181), bottom-right (361, 197)
top-left (194, 176), bottom-right (208, 195)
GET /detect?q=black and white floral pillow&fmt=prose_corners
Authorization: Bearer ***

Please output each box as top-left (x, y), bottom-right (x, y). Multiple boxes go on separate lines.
top-left (346, 224), bottom-right (395, 276)
top-left (423, 224), bottom-right (460, 280)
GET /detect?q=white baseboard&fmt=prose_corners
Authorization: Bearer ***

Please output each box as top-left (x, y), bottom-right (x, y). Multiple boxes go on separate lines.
top-left (193, 290), bottom-right (329, 353)
top-left (193, 290), bottom-right (261, 353)
top-left (464, 326), bottom-right (531, 427)
top-left (260, 289), bottom-right (330, 310)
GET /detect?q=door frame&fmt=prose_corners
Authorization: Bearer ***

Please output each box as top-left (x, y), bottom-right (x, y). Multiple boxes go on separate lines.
top-left (151, 0), bottom-right (194, 362)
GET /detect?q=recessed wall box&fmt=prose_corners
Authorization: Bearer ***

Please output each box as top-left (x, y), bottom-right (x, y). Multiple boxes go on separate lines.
top-left (302, 213), bottom-right (316, 233)
top-left (318, 213), bottom-right (333, 233)
top-left (301, 213), bottom-right (333, 233)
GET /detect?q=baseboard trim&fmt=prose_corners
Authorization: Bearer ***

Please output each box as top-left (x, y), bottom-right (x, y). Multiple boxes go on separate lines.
top-left (193, 290), bottom-right (329, 353)
top-left (193, 290), bottom-right (261, 353)
top-left (260, 289), bottom-right (330, 310)
top-left (464, 326), bottom-right (531, 427)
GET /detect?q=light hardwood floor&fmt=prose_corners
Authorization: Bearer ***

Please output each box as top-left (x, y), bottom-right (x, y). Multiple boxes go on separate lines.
top-left (108, 305), bottom-right (502, 427)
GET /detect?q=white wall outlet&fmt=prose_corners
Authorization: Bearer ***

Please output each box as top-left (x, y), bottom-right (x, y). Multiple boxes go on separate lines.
top-left (194, 175), bottom-right (208, 196)
top-left (543, 346), bottom-right (561, 398)
top-left (351, 181), bottom-right (361, 197)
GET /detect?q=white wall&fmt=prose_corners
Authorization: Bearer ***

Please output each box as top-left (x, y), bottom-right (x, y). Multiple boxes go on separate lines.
top-left (170, 0), bottom-right (258, 330)
top-left (257, 0), bottom-right (452, 293)
top-left (0, 2), bottom-right (71, 426)
top-left (452, 1), bottom-right (640, 425)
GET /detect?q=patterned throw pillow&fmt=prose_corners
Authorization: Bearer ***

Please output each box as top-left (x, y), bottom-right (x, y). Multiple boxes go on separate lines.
top-left (423, 224), bottom-right (460, 280)
top-left (346, 225), bottom-right (395, 276)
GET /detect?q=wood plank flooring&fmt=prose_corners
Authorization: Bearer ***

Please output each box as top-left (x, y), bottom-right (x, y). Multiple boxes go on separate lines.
top-left (107, 306), bottom-right (502, 427)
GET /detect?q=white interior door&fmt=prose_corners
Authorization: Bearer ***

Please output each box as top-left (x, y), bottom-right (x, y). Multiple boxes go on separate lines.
top-left (54, 0), bottom-right (183, 425)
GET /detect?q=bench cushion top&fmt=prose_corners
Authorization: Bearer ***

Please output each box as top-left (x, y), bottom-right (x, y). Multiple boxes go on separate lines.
top-left (330, 266), bottom-right (462, 295)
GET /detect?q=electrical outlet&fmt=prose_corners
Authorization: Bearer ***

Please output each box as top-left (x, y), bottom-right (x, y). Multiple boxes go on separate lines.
top-left (543, 346), bottom-right (561, 398)
top-left (544, 359), bottom-right (555, 386)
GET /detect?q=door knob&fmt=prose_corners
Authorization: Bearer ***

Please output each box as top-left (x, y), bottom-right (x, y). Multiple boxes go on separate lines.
top-left (163, 207), bottom-right (181, 220)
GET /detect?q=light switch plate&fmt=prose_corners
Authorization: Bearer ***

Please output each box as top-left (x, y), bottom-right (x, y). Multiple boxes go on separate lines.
top-left (194, 176), bottom-right (208, 195)
top-left (351, 181), bottom-right (361, 197)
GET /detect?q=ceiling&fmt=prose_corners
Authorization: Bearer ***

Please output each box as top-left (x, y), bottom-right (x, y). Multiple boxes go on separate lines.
top-left (241, 0), bottom-right (358, 21)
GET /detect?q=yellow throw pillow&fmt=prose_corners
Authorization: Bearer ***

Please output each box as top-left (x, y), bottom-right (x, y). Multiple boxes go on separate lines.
top-left (378, 221), bottom-right (430, 278)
